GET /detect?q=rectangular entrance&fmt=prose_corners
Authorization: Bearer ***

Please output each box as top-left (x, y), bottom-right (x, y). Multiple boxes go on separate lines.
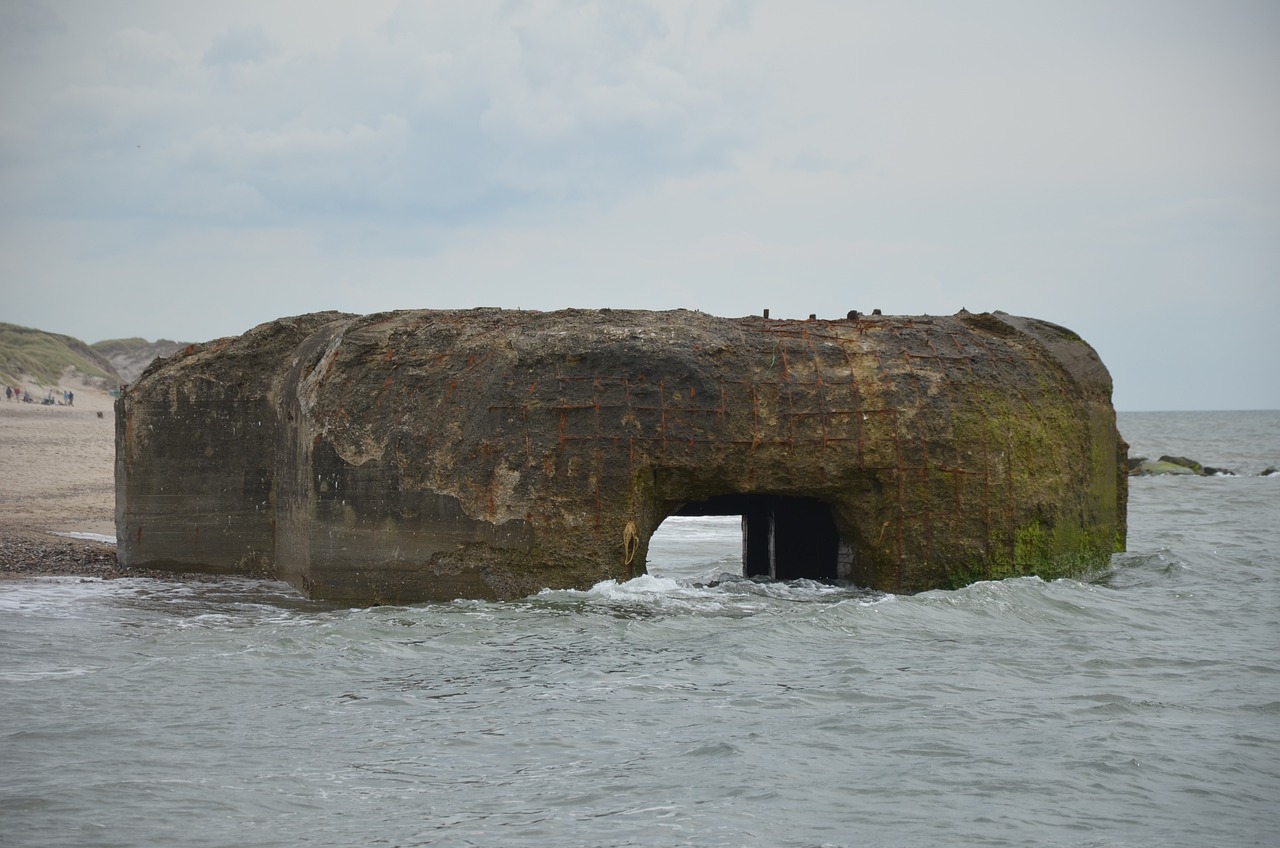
top-left (674, 494), bottom-right (839, 581)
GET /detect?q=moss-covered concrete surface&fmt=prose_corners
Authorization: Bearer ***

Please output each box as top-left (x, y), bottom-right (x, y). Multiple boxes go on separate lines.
top-left (116, 309), bottom-right (1127, 603)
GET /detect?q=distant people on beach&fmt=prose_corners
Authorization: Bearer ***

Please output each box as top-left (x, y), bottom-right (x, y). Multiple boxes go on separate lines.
top-left (1, 386), bottom-right (84, 405)
top-left (6, 386), bottom-right (45, 403)
top-left (0, 386), bottom-right (82, 405)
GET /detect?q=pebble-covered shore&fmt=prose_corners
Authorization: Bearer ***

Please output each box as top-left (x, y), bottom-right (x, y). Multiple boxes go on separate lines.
top-left (0, 528), bottom-right (222, 581)
top-left (0, 528), bottom-right (121, 578)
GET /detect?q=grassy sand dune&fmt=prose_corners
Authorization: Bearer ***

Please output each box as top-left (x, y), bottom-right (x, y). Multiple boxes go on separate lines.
top-left (0, 322), bottom-right (121, 390)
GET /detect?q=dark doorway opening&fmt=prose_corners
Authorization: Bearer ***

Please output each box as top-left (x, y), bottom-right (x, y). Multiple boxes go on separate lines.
top-left (671, 494), bottom-right (840, 581)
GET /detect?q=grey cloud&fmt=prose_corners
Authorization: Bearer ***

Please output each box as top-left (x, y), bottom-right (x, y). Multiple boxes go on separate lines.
top-left (0, 0), bottom-right (65, 51)
top-left (202, 24), bottom-right (275, 68)
top-left (10, 2), bottom-right (749, 227)
top-left (0, 0), bottom-right (66, 126)
top-left (3, 0), bottom-right (1276, 412)
top-left (714, 0), bottom-right (757, 33)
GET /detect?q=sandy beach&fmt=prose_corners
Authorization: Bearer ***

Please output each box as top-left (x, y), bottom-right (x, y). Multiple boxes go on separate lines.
top-left (0, 381), bottom-right (126, 577)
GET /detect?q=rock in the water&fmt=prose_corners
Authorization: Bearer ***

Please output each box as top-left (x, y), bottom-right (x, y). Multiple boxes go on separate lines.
top-left (1131, 458), bottom-right (1199, 476)
top-left (1128, 454), bottom-right (1239, 477)
top-left (1159, 455), bottom-right (1205, 474)
top-left (115, 308), bottom-right (1127, 604)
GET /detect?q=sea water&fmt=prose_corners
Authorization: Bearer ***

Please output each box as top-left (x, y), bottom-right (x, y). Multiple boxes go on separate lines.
top-left (2, 411), bottom-right (1277, 847)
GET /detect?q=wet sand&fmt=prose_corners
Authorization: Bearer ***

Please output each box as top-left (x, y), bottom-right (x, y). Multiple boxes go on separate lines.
top-left (0, 384), bottom-right (129, 578)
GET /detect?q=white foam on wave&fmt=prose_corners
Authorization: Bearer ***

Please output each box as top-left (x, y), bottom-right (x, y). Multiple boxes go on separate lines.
top-left (0, 575), bottom-right (148, 623)
top-left (538, 573), bottom-right (704, 603)
top-left (535, 572), bottom-right (887, 617)
top-left (53, 531), bottom-right (116, 544)
top-left (0, 666), bottom-right (97, 682)
top-left (589, 573), bottom-right (685, 598)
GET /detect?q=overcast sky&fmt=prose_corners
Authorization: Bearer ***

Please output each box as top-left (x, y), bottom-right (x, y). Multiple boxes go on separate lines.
top-left (2, 0), bottom-right (1276, 410)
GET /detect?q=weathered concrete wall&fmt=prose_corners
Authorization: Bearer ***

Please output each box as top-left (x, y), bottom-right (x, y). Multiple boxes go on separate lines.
top-left (114, 313), bottom-right (348, 574)
top-left (116, 308), bottom-right (1127, 603)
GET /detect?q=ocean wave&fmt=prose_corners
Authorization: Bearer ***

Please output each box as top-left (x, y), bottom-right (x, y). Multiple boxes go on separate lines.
top-left (533, 571), bottom-right (886, 618)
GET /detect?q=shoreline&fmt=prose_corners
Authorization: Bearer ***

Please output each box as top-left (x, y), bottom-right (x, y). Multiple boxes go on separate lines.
top-left (0, 383), bottom-right (218, 582)
top-left (0, 527), bottom-right (273, 583)
top-left (0, 525), bottom-right (128, 580)
top-left (0, 526), bottom-right (263, 583)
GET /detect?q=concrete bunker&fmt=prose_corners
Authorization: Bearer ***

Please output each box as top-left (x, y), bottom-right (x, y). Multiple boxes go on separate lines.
top-left (116, 308), bottom-right (1127, 604)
